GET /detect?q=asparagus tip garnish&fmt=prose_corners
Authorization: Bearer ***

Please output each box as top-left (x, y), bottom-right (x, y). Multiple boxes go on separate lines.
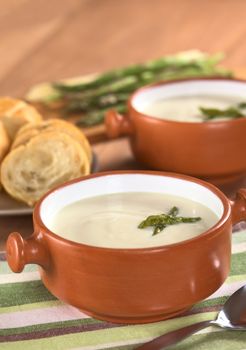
top-left (138, 206), bottom-right (201, 236)
top-left (200, 103), bottom-right (246, 121)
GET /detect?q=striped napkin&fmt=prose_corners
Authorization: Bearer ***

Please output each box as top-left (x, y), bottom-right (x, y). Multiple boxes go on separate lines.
top-left (1, 230), bottom-right (246, 350)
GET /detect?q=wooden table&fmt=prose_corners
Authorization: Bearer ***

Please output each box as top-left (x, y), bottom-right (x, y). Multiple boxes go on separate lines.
top-left (1, 0), bottom-right (246, 250)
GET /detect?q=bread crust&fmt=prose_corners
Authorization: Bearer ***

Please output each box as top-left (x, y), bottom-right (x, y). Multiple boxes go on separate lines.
top-left (0, 97), bottom-right (42, 140)
top-left (0, 121), bottom-right (10, 163)
top-left (12, 118), bottom-right (92, 162)
top-left (1, 131), bottom-right (90, 206)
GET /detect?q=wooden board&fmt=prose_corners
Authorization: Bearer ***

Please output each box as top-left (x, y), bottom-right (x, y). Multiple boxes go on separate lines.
top-left (29, 101), bottom-right (107, 144)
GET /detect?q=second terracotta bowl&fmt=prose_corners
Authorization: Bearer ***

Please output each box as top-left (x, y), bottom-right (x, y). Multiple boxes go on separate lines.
top-left (106, 78), bottom-right (246, 185)
top-left (6, 171), bottom-right (246, 324)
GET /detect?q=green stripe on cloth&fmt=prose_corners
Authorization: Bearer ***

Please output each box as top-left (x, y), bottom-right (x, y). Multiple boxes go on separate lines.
top-left (0, 312), bottom-right (216, 349)
top-left (0, 294), bottom-right (229, 338)
top-left (105, 330), bottom-right (246, 350)
top-left (193, 296), bottom-right (226, 310)
top-left (230, 252), bottom-right (246, 275)
top-left (0, 280), bottom-right (55, 307)
top-left (2, 328), bottom-right (245, 350)
top-left (173, 330), bottom-right (246, 350)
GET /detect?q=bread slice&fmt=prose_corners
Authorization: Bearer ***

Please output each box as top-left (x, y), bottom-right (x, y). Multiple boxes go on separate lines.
top-left (0, 97), bottom-right (42, 140)
top-left (1, 131), bottom-right (89, 206)
top-left (12, 118), bottom-right (92, 162)
top-left (0, 121), bottom-right (10, 163)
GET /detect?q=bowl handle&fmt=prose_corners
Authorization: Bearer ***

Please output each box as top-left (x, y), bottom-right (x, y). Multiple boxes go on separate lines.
top-left (105, 109), bottom-right (133, 138)
top-left (230, 189), bottom-right (246, 225)
top-left (6, 232), bottom-right (50, 273)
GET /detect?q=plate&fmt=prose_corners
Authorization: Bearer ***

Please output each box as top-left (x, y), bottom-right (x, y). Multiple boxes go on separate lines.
top-left (0, 190), bottom-right (32, 216)
top-left (0, 153), bottom-right (98, 216)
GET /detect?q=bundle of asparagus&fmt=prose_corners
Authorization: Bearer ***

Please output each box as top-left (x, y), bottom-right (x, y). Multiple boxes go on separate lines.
top-left (26, 51), bottom-right (232, 127)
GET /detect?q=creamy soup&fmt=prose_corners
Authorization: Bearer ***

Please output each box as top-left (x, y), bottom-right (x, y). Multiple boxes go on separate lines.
top-left (142, 95), bottom-right (245, 122)
top-left (49, 192), bottom-right (219, 248)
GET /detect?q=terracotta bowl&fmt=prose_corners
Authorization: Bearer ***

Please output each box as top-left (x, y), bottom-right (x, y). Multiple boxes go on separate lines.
top-left (106, 78), bottom-right (246, 186)
top-left (6, 171), bottom-right (246, 324)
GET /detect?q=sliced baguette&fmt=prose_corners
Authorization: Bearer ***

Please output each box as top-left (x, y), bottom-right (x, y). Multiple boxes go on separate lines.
top-left (0, 97), bottom-right (42, 140)
top-left (1, 131), bottom-right (89, 206)
top-left (0, 121), bottom-right (10, 163)
top-left (12, 118), bottom-right (92, 162)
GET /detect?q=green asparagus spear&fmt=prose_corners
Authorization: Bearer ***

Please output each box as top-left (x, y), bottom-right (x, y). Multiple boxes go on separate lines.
top-left (53, 65), bottom-right (147, 92)
top-left (65, 93), bottom-right (129, 113)
top-left (64, 76), bottom-right (140, 104)
top-left (238, 102), bottom-right (246, 109)
top-left (53, 53), bottom-right (229, 93)
top-left (41, 51), bottom-right (233, 127)
top-left (65, 63), bottom-right (229, 108)
top-left (200, 101), bottom-right (246, 121)
top-left (200, 107), bottom-right (244, 120)
top-left (76, 104), bottom-right (127, 127)
top-left (138, 207), bottom-right (201, 236)
top-left (168, 206), bottom-right (179, 217)
top-left (73, 64), bottom-right (230, 126)
top-left (66, 64), bottom-right (224, 112)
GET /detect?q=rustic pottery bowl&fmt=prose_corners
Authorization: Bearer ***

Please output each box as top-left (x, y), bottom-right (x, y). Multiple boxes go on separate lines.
top-left (6, 171), bottom-right (246, 324)
top-left (106, 78), bottom-right (246, 186)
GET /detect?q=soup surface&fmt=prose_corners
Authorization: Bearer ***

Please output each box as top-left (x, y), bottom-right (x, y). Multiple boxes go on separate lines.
top-left (142, 95), bottom-right (244, 122)
top-left (49, 192), bottom-right (219, 248)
